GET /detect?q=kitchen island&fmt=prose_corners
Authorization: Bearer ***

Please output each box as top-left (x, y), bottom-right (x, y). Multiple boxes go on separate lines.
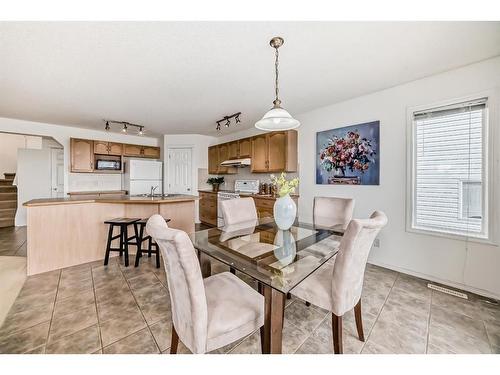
top-left (24, 195), bottom-right (198, 275)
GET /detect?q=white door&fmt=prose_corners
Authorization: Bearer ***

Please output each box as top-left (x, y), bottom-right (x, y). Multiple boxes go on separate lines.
top-left (50, 148), bottom-right (64, 198)
top-left (167, 148), bottom-right (192, 194)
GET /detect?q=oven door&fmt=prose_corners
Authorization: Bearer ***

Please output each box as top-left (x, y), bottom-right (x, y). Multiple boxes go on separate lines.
top-left (217, 193), bottom-right (239, 227)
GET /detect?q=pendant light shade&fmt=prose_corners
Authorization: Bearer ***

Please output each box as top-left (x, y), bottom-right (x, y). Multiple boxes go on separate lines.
top-left (255, 107), bottom-right (300, 131)
top-left (255, 36), bottom-right (300, 131)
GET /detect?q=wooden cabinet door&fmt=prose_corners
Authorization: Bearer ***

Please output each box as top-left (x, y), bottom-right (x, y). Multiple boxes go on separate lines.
top-left (208, 146), bottom-right (219, 174)
top-left (71, 138), bottom-right (94, 172)
top-left (108, 142), bottom-right (123, 156)
top-left (251, 134), bottom-right (269, 172)
top-left (199, 192), bottom-right (217, 226)
top-left (142, 146), bottom-right (160, 159)
top-left (217, 144), bottom-right (230, 174)
top-left (267, 132), bottom-right (287, 171)
top-left (123, 144), bottom-right (142, 157)
top-left (227, 141), bottom-right (239, 159)
top-left (93, 141), bottom-right (109, 155)
top-left (238, 138), bottom-right (251, 158)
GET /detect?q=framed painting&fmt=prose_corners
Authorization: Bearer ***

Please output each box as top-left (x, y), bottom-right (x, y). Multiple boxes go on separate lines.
top-left (316, 120), bottom-right (380, 185)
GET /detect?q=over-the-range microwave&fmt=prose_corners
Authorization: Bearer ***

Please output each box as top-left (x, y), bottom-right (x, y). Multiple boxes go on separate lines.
top-left (96, 159), bottom-right (121, 171)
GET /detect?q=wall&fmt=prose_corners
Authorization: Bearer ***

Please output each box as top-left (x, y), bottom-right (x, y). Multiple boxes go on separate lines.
top-left (295, 56), bottom-right (500, 298)
top-left (163, 134), bottom-right (216, 222)
top-left (0, 133), bottom-right (44, 178)
top-left (0, 117), bottom-right (160, 198)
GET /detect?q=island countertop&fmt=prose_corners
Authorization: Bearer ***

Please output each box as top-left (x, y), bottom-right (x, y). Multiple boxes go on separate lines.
top-left (24, 194), bottom-right (199, 207)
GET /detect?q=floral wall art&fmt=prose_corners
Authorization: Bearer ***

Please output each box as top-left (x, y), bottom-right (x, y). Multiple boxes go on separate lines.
top-left (316, 121), bottom-right (380, 185)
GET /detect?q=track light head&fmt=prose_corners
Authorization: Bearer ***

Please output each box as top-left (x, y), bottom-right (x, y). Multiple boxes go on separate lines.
top-left (138, 126), bottom-right (144, 136)
top-left (235, 115), bottom-right (241, 124)
top-left (225, 118), bottom-right (230, 127)
top-left (105, 121), bottom-right (110, 131)
top-left (122, 124), bottom-right (128, 133)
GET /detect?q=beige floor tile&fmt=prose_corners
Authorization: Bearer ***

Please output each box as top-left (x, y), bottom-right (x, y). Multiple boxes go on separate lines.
top-left (46, 324), bottom-right (100, 354)
top-left (484, 319), bottom-right (500, 348)
top-left (284, 300), bottom-right (327, 332)
top-left (366, 320), bottom-right (427, 354)
top-left (127, 272), bottom-right (161, 291)
top-left (99, 307), bottom-right (147, 346)
top-left (53, 290), bottom-right (95, 318)
top-left (430, 305), bottom-right (489, 342)
top-left (428, 322), bottom-right (491, 354)
top-left (139, 296), bottom-right (171, 325)
top-left (97, 292), bottom-right (138, 323)
top-left (431, 290), bottom-right (483, 320)
top-left (25, 345), bottom-right (45, 354)
top-left (149, 317), bottom-right (173, 352)
top-left (0, 302), bottom-right (53, 336)
top-left (48, 304), bottom-right (98, 342)
top-left (0, 321), bottom-right (50, 354)
top-left (0, 256), bottom-right (27, 327)
top-left (103, 328), bottom-right (159, 354)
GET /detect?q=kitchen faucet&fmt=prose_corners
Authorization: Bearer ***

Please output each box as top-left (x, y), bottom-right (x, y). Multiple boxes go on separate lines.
top-left (150, 185), bottom-right (158, 197)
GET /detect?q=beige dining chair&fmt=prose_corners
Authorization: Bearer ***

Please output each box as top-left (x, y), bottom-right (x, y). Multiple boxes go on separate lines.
top-left (146, 214), bottom-right (264, 354)
top-left (220, 197), bottom-right (258, 226)
top-left (291, 211), bottom-right (388, 354)
top-left (313, 196), bottom-right (355, 229)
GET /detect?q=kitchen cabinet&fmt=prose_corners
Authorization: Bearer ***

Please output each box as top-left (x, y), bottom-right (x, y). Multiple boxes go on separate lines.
top-left (199, 191), bottom-right (217, 226)
top-left (142, 146), bottom-right (161, 159)
top-left (123, 144), bottom-right (143, 157)
top-left (70, 138), bottom-right (94, 173)
top-left (207, 145), bottom-right (236, 175)
top-left (123, 144), bottom-right (160, 159)
top-left (94, 141), bottom-right (123, 156)
top-left (251, 131), bottom-right (297, 173)
top-left (238, 138), bottom-right (251, 158)
top-left (208, 146), bottom-right (219, 174)
top-left (254, 195), bottom-right (298, 219)
top-left (227, 141), bottom-right (239, 159)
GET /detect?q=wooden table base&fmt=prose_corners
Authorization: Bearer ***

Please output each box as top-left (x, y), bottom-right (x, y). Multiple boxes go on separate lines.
top-left (260, 284), bottom-right (284, 354)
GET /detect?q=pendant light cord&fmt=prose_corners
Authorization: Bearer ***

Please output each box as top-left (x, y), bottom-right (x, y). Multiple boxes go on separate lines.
top-left (274, 47), bottom-right (280, 107)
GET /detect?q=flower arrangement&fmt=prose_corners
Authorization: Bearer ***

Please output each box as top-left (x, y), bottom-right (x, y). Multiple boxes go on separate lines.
top-left (319, 130), bottom-right (375, 176)
top-left (270, 172), bottom-right (299, 198)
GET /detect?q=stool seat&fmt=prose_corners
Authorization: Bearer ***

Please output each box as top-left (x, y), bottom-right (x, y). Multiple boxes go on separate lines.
top-left (104, 217), bottom-right (141, 225)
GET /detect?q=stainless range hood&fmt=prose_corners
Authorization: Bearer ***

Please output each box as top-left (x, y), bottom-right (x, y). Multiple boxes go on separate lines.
top-left (219, 158), bottom-right (251, 167)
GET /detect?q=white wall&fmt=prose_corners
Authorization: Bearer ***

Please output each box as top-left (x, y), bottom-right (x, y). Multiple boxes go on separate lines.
top-left (0, 133), bottom-right (44, 178)
top-left (296, 56), bottom-right (500, 299)
top-left (0, 117), bottom-right (160, 197)
top-left (163, 134), bottom-right (216, 222)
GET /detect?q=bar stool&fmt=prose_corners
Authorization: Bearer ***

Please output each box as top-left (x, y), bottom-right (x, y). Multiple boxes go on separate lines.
top-left (103, 218), bottom-right (141, 267)
top-left (133, 217), bottom-right (171, 268)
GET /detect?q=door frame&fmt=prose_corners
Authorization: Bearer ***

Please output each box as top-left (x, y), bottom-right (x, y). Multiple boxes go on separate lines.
top-left (164, 145), bottom-right (194, 194)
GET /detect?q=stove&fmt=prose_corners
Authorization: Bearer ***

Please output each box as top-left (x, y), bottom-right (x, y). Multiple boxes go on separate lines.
top-left (217, 180), bottom-right (259, 226)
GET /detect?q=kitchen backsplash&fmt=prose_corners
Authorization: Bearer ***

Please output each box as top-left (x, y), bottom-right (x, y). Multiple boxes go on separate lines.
top-left (68, 173), bottom-right (122, 192)
top-left (198, 167), bottom-right (299, 193)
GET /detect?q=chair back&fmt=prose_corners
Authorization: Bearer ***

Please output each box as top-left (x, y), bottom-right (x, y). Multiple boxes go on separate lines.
top-left (146, 214), bottom-right (208, 353)
top-left (220, 197), bottom-right (258, 226)
top-left (331, 211), bottom-right (387, 316)
top-left (313, 196), bottom-right (355, 229)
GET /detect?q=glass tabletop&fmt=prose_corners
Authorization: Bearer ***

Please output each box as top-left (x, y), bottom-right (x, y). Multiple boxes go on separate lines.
top-left (190, 217), bottom-right (344, 293)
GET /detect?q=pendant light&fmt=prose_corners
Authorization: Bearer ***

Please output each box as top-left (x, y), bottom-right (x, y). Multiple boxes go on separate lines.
top-left (255, 37), bottom-right (300, 131)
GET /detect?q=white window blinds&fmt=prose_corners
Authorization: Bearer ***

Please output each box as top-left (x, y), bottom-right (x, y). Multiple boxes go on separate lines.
top-left (412, 98), bottom-right (488, 239)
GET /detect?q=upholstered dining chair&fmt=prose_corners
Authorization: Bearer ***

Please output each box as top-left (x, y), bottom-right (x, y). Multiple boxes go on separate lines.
top-left (291, 211), bottom-right (388, 354)
top-left (313, 196), bottom-right (355, 229)
top-left (220, 197), bottom-right (258, 226)
top-left (146, 214), bottom-right (264, 354)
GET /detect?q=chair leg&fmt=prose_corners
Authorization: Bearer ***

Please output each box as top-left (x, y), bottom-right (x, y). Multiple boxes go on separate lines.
top-left (134, 223), bottom-right (143, 267)
top-left (354, 299), bottom-right (365, 342)
top-left (332, 313), bottom-right (343, 354)
top-left (230, 267), bottom-right (236, 274)
top-left (305, 301), bottom-right (311, 307)
top-left (170, 324), bottom-right (179, 354)
top-left (154, 243), bottom-right (160, 268)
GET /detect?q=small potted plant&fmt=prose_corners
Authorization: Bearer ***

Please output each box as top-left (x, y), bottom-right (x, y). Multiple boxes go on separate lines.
top-left (207, 176), bottom-right (225, 192)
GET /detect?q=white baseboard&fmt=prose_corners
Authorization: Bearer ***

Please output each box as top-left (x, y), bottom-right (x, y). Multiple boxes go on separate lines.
top-left (367, 260), bottom-right (500, 301)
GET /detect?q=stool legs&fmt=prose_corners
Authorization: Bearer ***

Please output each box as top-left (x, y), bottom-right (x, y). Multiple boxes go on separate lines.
top-left (134, 223), bottom-right (144, 267)
top-left (104, 224), bottom-right (114, 266)
top-left (123, 225), bottom-right (129, 267)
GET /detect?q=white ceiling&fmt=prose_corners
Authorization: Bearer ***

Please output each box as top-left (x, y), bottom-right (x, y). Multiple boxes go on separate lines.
top-left (1, 22), bottom-right (499, 137)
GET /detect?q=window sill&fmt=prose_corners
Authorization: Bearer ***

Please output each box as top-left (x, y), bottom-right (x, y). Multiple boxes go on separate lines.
top-left (406, 226), bottom-right (497, 246)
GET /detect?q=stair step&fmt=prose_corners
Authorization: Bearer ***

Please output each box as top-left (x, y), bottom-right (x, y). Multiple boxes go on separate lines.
top-left (0, 180), bottom-right (13, 186)
top-left (0, 200), bottom-right (17, 209)
top-left (0, 218), bottom-right (15, 228)
top-left (0, 192), bottom-right (17, 200)
top-left (0, 208), bottom-right (16, 220)
top-left (0, 186), bottom-right (17, 193)
top-left (3, 173), bottom-right (15, 180)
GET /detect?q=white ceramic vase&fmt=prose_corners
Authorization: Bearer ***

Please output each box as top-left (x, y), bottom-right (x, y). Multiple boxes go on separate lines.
top-left (273, 194), bottom-right (297, 230)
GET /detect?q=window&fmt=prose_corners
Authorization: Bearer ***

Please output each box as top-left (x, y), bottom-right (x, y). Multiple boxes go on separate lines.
top-left (410, 98), bottom-right (488, 239)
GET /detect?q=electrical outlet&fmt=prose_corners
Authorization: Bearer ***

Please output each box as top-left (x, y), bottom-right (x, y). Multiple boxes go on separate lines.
top-left (373, 238), bottom-right (380, 248)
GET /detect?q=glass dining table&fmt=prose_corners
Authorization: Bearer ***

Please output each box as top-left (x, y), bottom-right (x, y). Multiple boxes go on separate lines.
top-left (190, 217), bottom-right (344, 354)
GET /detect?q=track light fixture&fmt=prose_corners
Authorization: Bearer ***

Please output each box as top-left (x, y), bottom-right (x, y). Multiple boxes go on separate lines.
top-left (104, 120), bottom-right (145, 135)
top-left (215, 112), bottom-right (242, 131)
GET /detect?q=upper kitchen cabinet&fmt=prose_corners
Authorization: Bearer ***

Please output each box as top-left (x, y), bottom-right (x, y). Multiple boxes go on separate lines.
top-left (251, 130), bottom-right (298, 173)
top-left (238, 138), bottom-right (251, 158)
top-left (123, 144), bottom-right (160, 159)
top-left (208, 146), bottom-right (219, 174)
top-left (94, 141), bottom-right (123, 156)
top-left (70, 138), bottom-right (94, 173)
top-left (227, 141), bottom-right (239, 160)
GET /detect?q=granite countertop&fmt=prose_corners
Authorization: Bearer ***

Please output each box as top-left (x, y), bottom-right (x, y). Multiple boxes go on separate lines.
top-left (24, 194), bottom-right (199, 207)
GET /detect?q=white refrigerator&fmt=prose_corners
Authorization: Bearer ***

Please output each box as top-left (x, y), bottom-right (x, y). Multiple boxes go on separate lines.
top-left (123, 159), bottom-right (163, 195)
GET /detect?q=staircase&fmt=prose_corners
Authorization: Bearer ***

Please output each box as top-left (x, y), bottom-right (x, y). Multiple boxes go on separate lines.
top-left (0, 173), bottom-right (17, 228)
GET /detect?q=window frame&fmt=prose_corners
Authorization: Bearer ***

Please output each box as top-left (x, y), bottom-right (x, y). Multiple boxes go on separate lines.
top-left (406, 92), bottom-right (496, 245)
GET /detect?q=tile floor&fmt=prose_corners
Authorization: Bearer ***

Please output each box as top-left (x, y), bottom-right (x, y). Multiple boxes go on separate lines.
top-left (0, 251), bottom-right (499, 354)
top-left (0, 226), bottom-right (27, 257)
